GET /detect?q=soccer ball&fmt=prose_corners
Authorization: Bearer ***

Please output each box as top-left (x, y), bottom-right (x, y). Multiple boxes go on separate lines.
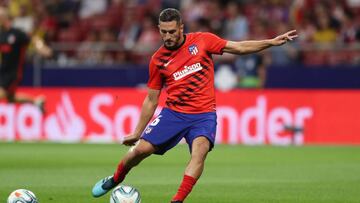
top-left (110, 185), bottom-right (141, 203)
top-left (7, 189), bottom-right (38, 203)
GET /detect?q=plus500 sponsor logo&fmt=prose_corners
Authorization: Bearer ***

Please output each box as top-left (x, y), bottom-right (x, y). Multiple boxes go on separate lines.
top-left (0, 93), bottom-right (313, 145)
top-left (173, 63), bottom-right (202, 81)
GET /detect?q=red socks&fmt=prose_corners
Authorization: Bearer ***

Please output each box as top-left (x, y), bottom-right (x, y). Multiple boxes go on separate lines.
top-left (114, 162), bottom-right (197, 202)
top-left (172, 175), bottom-right (197, 202)
top-left (113, 161), bottom-right (130, 183)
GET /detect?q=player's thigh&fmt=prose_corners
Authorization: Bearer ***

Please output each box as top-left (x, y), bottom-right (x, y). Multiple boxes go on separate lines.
top-left (141, 108), bottom-right (190, 155)
top-left (184, 112), bottom-right (217, 153)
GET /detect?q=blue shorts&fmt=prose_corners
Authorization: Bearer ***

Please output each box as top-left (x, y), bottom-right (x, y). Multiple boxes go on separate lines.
top-left (141, 108), bottom-right (217, 155)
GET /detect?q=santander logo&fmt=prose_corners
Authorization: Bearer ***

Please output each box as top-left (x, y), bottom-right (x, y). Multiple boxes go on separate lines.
top-left (173, 62), bottom-right (202, 81)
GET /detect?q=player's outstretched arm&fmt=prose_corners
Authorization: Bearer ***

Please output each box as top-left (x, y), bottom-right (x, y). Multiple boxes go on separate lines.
top-left (223, 30), bottom-right (298, 55)
top-left (123, 88), bottom-right (161, 146)
top-left (32, 36), bottom-right (53, 58)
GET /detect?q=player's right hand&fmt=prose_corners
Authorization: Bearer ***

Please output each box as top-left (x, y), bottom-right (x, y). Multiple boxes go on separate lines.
top-left (122, 134), bottom-right (141, 146)
top-left (271, 30), bottom-right (298, 46)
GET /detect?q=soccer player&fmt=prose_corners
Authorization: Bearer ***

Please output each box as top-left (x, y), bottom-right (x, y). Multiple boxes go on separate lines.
top-left (92, 8), bottom-right (297, 202)
top-left (0, 7), bottom-right (52, 111)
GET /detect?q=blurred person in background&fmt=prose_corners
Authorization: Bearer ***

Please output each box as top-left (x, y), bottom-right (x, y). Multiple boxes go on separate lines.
top-left (76, 30), bottom-right (102, 65)
top-left (235, 51), bottom-right (269, 89)
top-left (7, 0), bottom-right (33, 18)
top-left (91, 8), bottom-right (297, 203)
top-left (117, 6), bottom-right (141, 52)
top-left (78, 0), bottom-right (108, 19)
top-left (11, 3), bottom-right (34, 34)
top-left (269, 21), bottom-right (300, 66)
top-left (312, 4), bottom-right (337, 44)
top-left (233, 18), bottom-right (270, 89)
top-left (0, 6), bottom-right (52, 112)
top-left (223, 1), bottom-right (249, 41)
top-left (186, 17), bottom-right (212, 33)
top-left (98, 28), bottom-right (117, 65)
top-left (132, 14), bottom-right (161, 63)
top-left (339, 13), bottom-right (360, 44)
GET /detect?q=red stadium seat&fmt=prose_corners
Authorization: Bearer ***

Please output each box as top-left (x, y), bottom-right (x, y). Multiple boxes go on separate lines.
top-left (303, 51), bottom-right (326, 65)
top-left (89, 14), bottom-right (117, 31)
top-left (57, 28), bottom-right (83, 42)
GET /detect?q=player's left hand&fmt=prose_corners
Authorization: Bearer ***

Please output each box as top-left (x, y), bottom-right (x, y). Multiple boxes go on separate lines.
top-left (122, 134), bottom-right (140, 146)
top-left (33, 36), bottom-right (53, 58)
top-left (271, 30), bottom-right (298, 46)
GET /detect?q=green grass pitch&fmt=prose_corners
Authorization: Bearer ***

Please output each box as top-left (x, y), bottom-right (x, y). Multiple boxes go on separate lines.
top-left (1, 143), bottom-right (360, 203)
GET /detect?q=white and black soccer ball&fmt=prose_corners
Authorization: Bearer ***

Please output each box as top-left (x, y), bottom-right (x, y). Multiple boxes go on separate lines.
top-left (7, 189), bottom-right (38, 203)
top-left (110, 185), bottom-right (141, 203)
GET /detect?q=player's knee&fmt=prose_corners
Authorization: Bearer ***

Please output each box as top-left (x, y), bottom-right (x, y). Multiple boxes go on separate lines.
top-left (192, 137), bottom-right (210, 153)
top-left (191, 150), bottom-right (207, 163)
top-left (191, 147), bottom-right (209, 164)
top-left (130, 146), bottom-right (152, 159)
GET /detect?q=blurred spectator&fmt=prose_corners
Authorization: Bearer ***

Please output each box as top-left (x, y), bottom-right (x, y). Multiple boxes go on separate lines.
top-left (339, 13), bottom-right (359, 43)
top-left (235, 52), bottom-right (269, 89)
top-left (295, 16), bottom-right (316, 43)
top-left (79, 0), bottom-right (108, 19)
top-left (312, 4), bottom-right (337, 43)
top-left (204, 0), bottom-right (224, 34)
top-left (5, 0), bottom-right (359, 66)
top-left (117, 6), bottom-right (141, 51)
top-left (269, 21), bottom-right (300, 65)
top-left (223, 1), bottom-right (249, 41)
top-left (33, 3), bottom-right (58, 42)
top-left (76, 30), bottom-right (102, 65)
top-left (312, 14), bottom-right (337, 43)
top-left (12, 4), bottom-right (34, 33)
top-left (55, 0), bottom-right (79, 29)
top-left (98, 28), bottom-right (117, 65)
top-left (235, 18), bottom-right (270, 88)
top-left (132, 14), bottom-right (161, 62)
top-left (181, 0), bottom-right (207, 23)
top-left (8, 0), bottom-right (33, 18)
top-left (187, 17), bottom-right (212, 33)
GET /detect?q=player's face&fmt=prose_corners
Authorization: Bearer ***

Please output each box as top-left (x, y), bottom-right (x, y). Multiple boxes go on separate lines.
top-left (158, 21), bottom-right (184, 49)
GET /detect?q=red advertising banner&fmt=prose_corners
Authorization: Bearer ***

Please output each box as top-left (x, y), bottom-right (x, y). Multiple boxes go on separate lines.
top-left (0, 88), bottom-right (359, 145)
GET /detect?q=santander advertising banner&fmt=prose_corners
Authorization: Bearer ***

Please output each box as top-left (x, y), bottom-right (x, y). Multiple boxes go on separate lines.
top-left (1, 88), bottom-right (360, 145)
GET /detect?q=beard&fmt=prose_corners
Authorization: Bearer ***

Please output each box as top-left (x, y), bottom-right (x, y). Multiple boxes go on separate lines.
top-left (164, 34), bottom-right (182, 50)
top-left (164, 41), bottom-right (175, 49)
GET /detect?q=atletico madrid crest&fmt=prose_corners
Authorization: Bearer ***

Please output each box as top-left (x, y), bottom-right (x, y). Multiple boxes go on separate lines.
top-left (188, 44), bottom-right (198, 55)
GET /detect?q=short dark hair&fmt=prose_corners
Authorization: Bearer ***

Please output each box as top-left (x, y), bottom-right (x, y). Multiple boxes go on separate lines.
top-left (158, 8), bottom-right (182, 25)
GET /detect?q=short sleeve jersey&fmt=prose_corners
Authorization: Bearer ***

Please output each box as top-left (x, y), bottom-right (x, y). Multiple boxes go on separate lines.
top-left (147, 32), bottom-right (227, 113)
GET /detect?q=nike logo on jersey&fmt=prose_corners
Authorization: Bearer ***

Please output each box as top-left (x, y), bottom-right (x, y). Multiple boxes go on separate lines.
top-left (164, 59), bottom-right (173, 67)
top-left (173, 62), bottom-right (203, 81)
